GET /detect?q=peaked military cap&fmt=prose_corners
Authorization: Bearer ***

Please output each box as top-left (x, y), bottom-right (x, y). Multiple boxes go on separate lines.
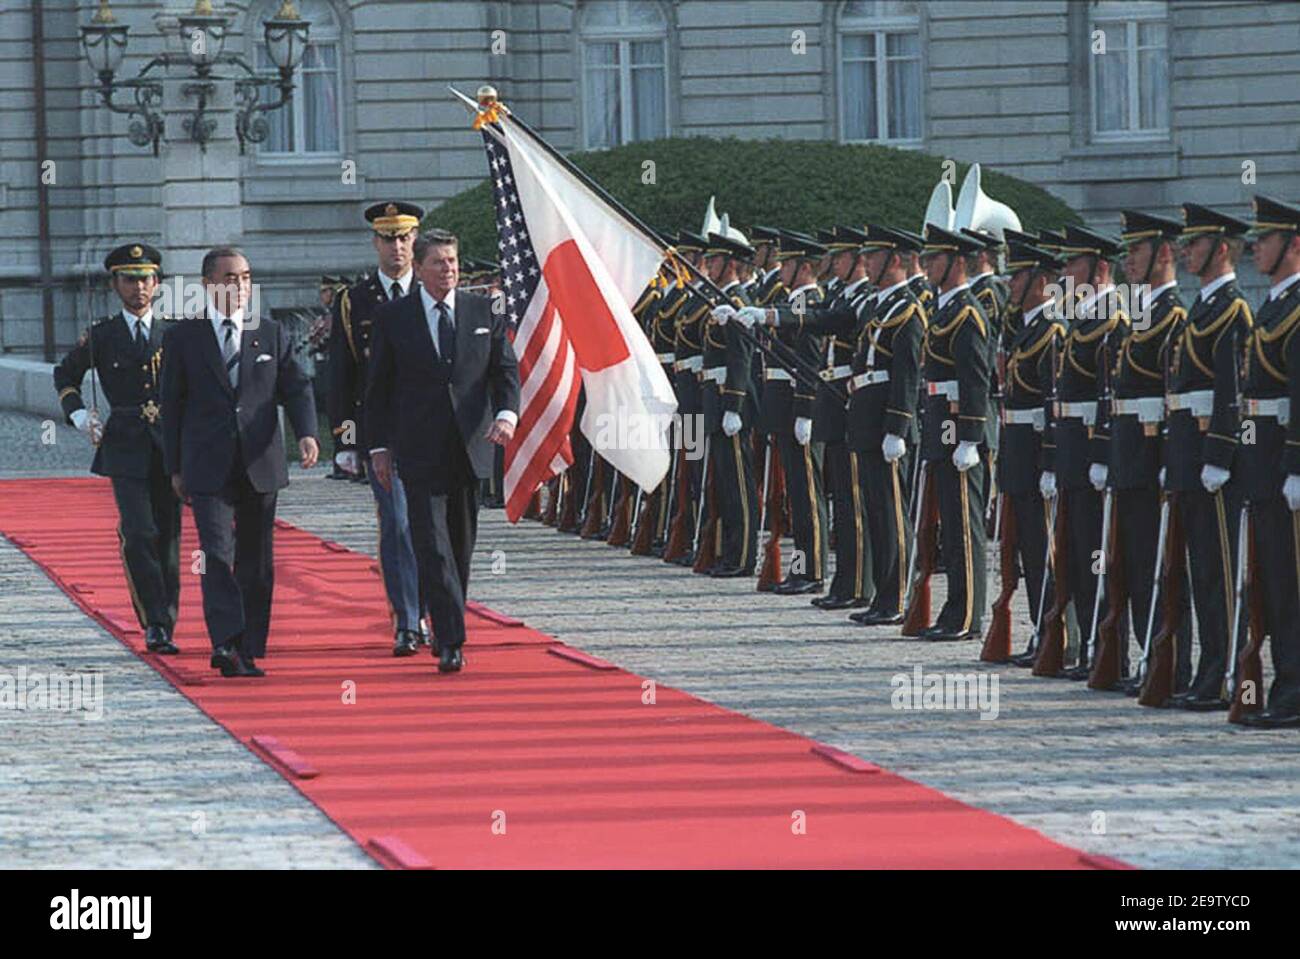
top-left (774, 230), bottom-right (827, 261)
top-left (822, 225), bottom-right (868, 251)
top-left (1180, 203), bottom-right (1250, 239)
top-left (365, 201), bottom-right (424, 236)
top-left (675, 229), bottom-right (708, 253)
top-left (1119, 210), bottom-right (1182, 249)
top-left (861, 223), bottom-right (923, 253)
top-left (750, 225), bottom-right (782, 243)
top-left (1250, 195), bottom-right (1300, 235)
top-left (704, 232), bottom-right (756, 261)
top-left (921, 224), bottom-right (984, 256)
top-left (960, 227), bottom-right (1002, 250)
top-left (1058, 224), bottom-right (1123, 260)
top-left (104, 242), bottom-right (162, 277)
top-left (1036, 228), bottom-right (1068, 252)
top-left (1005, 242), bottom-right (1065, 274)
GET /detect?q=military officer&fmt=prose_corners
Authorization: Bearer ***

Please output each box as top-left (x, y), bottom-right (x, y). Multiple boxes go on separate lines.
top-left (914, 225), bottom-right (992, 641)
top-left (1037, 225), bottom-right (1130, 674)
top-left (1163, 203), bottom-right (1255, 710)
top-left (962, 228), bottom-right (1010, 513)
top-left (328, 201), bottom-right (427, 655)
top-left (1000, 242), bottom-right (1067, 665)
top-left (53, 243), bottom-right (180, 654)
top-left (761, 231), bottom-right (830, 594)
top-left (1094, 211), bottom-right (1191, 693)
top-left (1233, 196), bottom-right (1300, 728)
top-left (701, 232), bottom-right (760, 576)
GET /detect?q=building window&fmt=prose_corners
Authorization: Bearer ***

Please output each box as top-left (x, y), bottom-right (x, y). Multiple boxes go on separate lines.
top-left (579, 0), bottom-right (668, 150)
top-left (838, 0), bottom-right (922, 145)
top-left (253, 0), bottom-right (343, 158)
top-left (1089, 0), bottom-right (1169, 140)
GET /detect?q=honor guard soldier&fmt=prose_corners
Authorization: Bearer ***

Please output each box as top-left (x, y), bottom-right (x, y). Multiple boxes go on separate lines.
top-left (1163, 203), bottom-right (1256, 709)
top-left (845, 225), bottom-right (926, 625)
top-left (962, 228), bottom-right (1010, 510)
top-left (1000, 242), bottom-right (1068, 665)
top-left (762, 231), bottom-right (830, 594)
top-left (915, 224), bottom-right (992, 641)
top-left (701, 231), bottom-right (760, 576)
top-left (750, 227), bottom-right (876, 609)
top-left (1233, 196), bottom-right (1300, 728)
top-left (1094, 211), bottom-right (1191, 692)
top-left (1038, 225), bottom-right (1130, 674)
top-left (328, 201), bottom-right (427, 655)
top-left (53, 243), bottom-right (180, 654)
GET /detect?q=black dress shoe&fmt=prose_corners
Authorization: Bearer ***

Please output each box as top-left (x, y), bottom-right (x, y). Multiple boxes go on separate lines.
top-left (1009, 649), bottom-right (1037, 668)
top-left (669, 552), bottom-right (695, 567)
top-left (1062, 664), bottom-right (1091, 681)
top-left (850, 608), bottom-right (903, 625)
top-left (813, 594), bottom-right (867, 611)
top-left (210, 644), bottom-right (262, 678)
top-left (393, 630), bottom-right (420, 657)
top-left (921, 625), bottom-right (978, 642)
top-left (709, 565), bottom-right (753, 578)
top-left (1169, 694), bottom-right (1230, 712)
top-left (145, 626), bottom-right (179, 655)
top-left (1238, 709), bottom-right (1300, 729)
top-left (438, 646), bottom-right (465, 673)
top-left (416, 623), bottom-right (431, 647)
top-left (773, 577), bottom-right (824, 596)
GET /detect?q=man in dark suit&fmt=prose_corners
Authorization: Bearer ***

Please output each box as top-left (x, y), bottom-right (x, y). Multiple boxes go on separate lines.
top-left (54, 243), bottom-right (181, 654)
top-left (161, 247), bottom-right (319, 677)
top-left (366, 230), bottom-right (520, 673)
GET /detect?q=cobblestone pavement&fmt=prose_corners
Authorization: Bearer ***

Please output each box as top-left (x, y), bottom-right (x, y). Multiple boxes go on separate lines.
top-left (3, 410), bottom-right (1298, 869)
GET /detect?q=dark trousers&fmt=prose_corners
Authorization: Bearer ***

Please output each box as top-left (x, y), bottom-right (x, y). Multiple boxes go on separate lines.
top-left (189, 472), bottom-right (277, 659)
top-left (934, 456), bottom-right (987, 633)
top-left (776, 432), bottom-right (827, 581)
top-left (826, 442), bottom-right (869, 600)
top-left (712, 428), bottom-right (758, 571)
top-left (110, 446), bottom-right (181, 631)
top-left (1065, 485), bottom-right (1104, 665)
top-left (1251, 496), bottom-right (1300, 714)
top-left (862, 449), bottom-right (911, 613)
top-left (407, 479), bottom-right (478, 652)
top-left (1113, 488), bottom-right (1192, 685)
top-left (1175, 488), bottom-right (1242, 699)
top-left (1011, 490), bottom-right (1052, 637)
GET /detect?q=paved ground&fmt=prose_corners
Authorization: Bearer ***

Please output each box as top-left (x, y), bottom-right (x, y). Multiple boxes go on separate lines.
top-left (3, 409), bottom-right (1298, 869)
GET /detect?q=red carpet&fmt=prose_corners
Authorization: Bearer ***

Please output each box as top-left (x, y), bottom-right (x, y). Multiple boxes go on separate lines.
top-left (0, 477), bottom-right (1109, 869)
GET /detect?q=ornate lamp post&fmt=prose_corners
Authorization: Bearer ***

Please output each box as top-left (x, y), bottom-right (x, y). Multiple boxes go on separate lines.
top-left (80, 0), bottom-right (310, 155)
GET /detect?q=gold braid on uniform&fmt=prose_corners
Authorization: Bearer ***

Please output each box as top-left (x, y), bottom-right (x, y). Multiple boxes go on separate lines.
top-left (339, 288), bottom-right (358, 362)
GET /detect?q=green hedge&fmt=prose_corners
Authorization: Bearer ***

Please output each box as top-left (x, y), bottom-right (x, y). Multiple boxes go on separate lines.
top-left (425, 136), bottom-right (1082, 262)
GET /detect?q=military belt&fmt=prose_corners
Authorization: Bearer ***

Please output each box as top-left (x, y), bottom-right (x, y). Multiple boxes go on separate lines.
top-left (674, 356), bottom-right (703, 373)
top-left (1166, 389), bottom-right (1214, 418)
top-left (701, 367), bottom-right (727, 384)
top-left (819, 364), bottom-right (852, 382)
top-left (656, 351), bottom-right (676, 365)
top-left (111, 402), bottom-right (162, 424)
top-left (1002, 407), bottom-right (1045, 431)
top-left (1112, 396), bottom-right (1165, 423)
top-left (764, 368), bottom-right (794, 382)
top-left (1055, 400), bottom-right (1098, 426)
top-left (850, 370), bottom-right (890, 392)
top-left (1242, 397), bottom-right (1291, 426)
top-left (926, 380), bottom-right (959, 401)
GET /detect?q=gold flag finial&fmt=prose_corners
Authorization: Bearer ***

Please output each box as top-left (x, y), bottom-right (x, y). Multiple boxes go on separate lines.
top-left (274, 0), bottom-right (301, 18)
top-left (192, 0), bottom-right (215, 16)
top-left (92, 0), bottom-right (116, 24)
top-left (471, 85), bottom-right (509, 131)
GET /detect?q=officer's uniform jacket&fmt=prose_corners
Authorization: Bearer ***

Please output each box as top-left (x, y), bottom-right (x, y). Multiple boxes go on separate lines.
top-left (701, 280), bottom-right (757, 432)
top-left (813, 277), bottom-right (874, 443)
top-left (1236, 274), bottom-right (1300, 501)
top-left (759, 282), bottom-right (825, 435)
top-left (54, 311), bottom-right (173, 479)
top-left (998, 301), bottom-right (1064, 496)
top-left (919, 284), bottom-right (991, 463)
top-left (328, 271), bottom-right (408, 455)
top-left (846, 279), bottom-right (924, 454)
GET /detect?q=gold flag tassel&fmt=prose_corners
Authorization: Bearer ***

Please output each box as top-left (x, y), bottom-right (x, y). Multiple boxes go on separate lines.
top-left (471, 85), bottom-right (509, 130)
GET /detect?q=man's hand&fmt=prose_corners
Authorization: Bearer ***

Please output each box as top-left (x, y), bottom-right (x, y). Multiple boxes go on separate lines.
top-left (952, 440), bottom-right (980, 472)
top-left (710, 305), bottom-right (736, 325)
top-left (370, 449), bottom-right (393, 492)
top-left (1088, 462), bottom-right (1108, 491)
top-left (170, 473), bottom-right (188, 503)
top-left (334, 451), bottom-right (360, 475)
top-left (1201, 463), bottom-right (1230, 494)
top-left (1039, 470), bottom-right (1057, 500)
top-left (71, 408), bottom-right (103, 445)
top-left (722, 411), bottom-right (742, 437)
top-left (735, 307), bottom-right (766, 329)
top-left (1285, 474), bottom-right (1300, 512)
top-left (486, 416), bottom-right (516, 447)
top-left (794, 417), bottom-right (813, 446)
top-left (299, 436), bottom-right (319, 470)
top-left (882, 433), bottom-right (906, 463)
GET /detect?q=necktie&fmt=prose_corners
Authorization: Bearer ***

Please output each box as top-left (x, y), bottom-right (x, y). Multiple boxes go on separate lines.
top-left (436, 301), bottom-right (455, 366)
top-left (390, 281), bottom-right (401, 301)
top-left (221, 318), bottom-right (240, 390)
top-left (134, 319), bottom-right (148, 356)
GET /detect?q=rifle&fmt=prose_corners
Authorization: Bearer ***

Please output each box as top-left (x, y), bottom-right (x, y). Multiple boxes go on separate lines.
top-left (579, 455), bottom-right (609, 538)
top-left (1088, 491), bottom-right (1128, 689)
top-left (1025, 497), bottom-right (1058, 659)
top-left (1228, 505), bottom-right (1265, 722)
top-left (757, 441), bottom-right (787, 591)
top-left (901, 461), bottom-right (938, 636)
top-left (980, 491), bottom-right (1017, 662)
top-left (692, 437), bottom-right (719, 573)
top-left (542, 476), bottom-right (560, 527)
top-left (629, 484), bottom-right (655, 555)
top-left (1031, 490), bottom-right (1072, 677)
top-left (662, 445), bottom-right (693, 563)
top-left (557, 467), bottom-right (581, 533)
top-left (1138, 492), bottom-right (1185, 707)
top-left (606, 473), bottom-right (634, 547)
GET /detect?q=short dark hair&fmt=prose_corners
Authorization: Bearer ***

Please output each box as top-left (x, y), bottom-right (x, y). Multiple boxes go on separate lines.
top-left (202, 246), bottom-right (249, 280)
top-left (414, 230), bottom-right (459, 265)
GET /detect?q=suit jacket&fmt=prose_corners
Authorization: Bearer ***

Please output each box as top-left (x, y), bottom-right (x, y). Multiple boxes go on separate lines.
top-left (160, 315), bottom-right (317, 495)
top-left (53, 312), bottom-right (174, 479)
top-left (364, 289), bottom-right (520, 491)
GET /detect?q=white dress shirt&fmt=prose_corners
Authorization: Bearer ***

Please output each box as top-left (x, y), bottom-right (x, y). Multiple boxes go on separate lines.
top-left (207, 298), bottom-right (244, 350)
top-left (874, 278), bottom-right (911, 303)
top-left (378, 267), bottom-right (414, 301)
top-left (122, 308), bottom-right (153, 341)
top-left (937, 281), bottom-right (972, 312)
top-left (1141, 280), bottom-right (1179, 316)
top-left (1269, 272), bottom-right (1300, 301)
top-left (1199, 271), bottom-right (1236, 302)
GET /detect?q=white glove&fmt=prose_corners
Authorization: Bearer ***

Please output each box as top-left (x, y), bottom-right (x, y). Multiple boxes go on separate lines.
top-left (1201, 463), bottom-right (1230, 494)
top-left (794, 417), bottom-right (813, 446)
top-left (710, 305), bottom-right (737, 325)
top-left (1159, 467), bottom-right (1166, 489)
top-left (736, 306), bottom-right (766, 329)
top-left (722, 411), bottom-right (742, 437)
top-left (1089, 462), bottom-right (1108, 492)
top-left (335, 451), bottom-right (360, 475)
top-left (1285, 474), bottom-right (1300, 512)
top-left (71, 408), bottom-right (103, 444)
top-left (952, 440), bottom-right (980, 472)
top-left (1039, 471), bottom-right (1057, 500)
top-left (882, 433), bottom-right (906, 463)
